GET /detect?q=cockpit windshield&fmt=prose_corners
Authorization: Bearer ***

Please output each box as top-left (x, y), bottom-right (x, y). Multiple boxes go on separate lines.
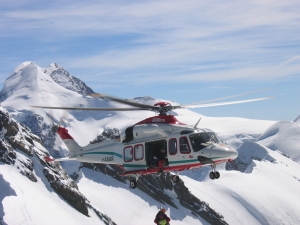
top-left (189, 132), bottom-right (221, 152)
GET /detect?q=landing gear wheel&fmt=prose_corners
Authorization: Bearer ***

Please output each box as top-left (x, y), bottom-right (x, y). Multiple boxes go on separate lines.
top-left (171, 175), bottom-right (180, 183)
top-left (209, 171), bottom-right (220, 180)
top-left (130, 180), bottom-right (137, 189)
top-left (209, 172), bottom-right (216, 179)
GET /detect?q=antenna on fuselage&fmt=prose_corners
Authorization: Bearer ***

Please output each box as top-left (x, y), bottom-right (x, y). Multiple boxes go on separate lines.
top-left (194, 117), bottom-right (202, 129)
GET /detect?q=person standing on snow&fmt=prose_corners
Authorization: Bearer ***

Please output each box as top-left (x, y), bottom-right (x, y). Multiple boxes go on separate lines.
top-left (154, 208), bottom-right (171, 225)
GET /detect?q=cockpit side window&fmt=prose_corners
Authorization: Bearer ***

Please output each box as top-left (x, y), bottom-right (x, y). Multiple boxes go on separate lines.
top-left (190, 132), bottom-right (221, 152)
top-left (190, 133), bottom-right (207, 152)
top-left (209, 132), bottom-right (221, 143)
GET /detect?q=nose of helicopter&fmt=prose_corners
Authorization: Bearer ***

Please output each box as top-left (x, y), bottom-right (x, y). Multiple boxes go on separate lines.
top-left (200, 144), bottom-right (238, 161)
top-left (212, 145), bottom-right (238, 161)
top-left (226, 147), bottom-right (238, 160)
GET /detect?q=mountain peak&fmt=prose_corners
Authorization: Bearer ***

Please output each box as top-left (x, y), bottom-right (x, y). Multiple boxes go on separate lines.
top-left (16, 61), bottom-right (35, 69)
top-left (49, 62), bottom-right (62, 69)
top-left (45, 63), bottom-right (94, 96)
top-left (0, 62), bottom-right (45, 102)
top-left (0, 62), bottom-right (96, 106)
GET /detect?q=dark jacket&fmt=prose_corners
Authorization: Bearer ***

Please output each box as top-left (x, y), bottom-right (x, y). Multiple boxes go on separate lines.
top-left (154, 211), bottom-right (170, 224)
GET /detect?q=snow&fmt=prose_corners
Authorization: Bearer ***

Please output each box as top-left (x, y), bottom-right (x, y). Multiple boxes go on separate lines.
top-left (0, 164), bottom-right (106, 225)
top-left (257, 120), bottom-right (300, 163)
top-left (1, 61), bottom-right (300, 225)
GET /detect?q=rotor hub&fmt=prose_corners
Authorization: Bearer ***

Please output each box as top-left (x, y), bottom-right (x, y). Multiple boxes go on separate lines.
top-left (154, 102), bottom-right (172, 115)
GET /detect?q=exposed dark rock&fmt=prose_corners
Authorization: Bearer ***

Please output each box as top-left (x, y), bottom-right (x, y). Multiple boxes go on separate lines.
top-left (174, 181), bottom-right (227, 225)
top-left (226, 141), bottom-right (276, 173)
top-left (87, 203), bottom-right (117, 225)
top-left (0, 140), bottom-right (16, 165)
top-left (16, 156), bottom-right (37, 182)
top-left (0, 109), bottom-right (18, 136)
top-left (137, 173), bottom-right (177, 208)
top-left (43, 166), bottom-right (88, 216)
top-left (82, 163), bottom-right (127, 184)
top-left (8, 136), bottom-right (33, 156)
top-left (13, 113), bottom-right (58, 157)
top-left (46, 63), bottom-right (95, 96)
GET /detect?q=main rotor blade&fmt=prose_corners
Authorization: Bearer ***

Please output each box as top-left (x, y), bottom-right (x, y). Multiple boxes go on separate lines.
top-left (182, 89), bottom-right (269, 106)
top-left (32, 106), bottom-right (148, 111)
top-left (92, 93), bottom-right (158, 110)
top-left (184, 97), bottom-right (273, 108)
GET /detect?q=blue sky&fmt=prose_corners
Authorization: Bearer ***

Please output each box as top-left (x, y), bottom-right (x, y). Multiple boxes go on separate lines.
top-left (1, 0), bottom-right (300, 121)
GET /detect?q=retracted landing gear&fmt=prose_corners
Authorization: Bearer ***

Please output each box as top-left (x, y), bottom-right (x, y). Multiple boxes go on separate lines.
top-left (209, 163), bottom-right (220, 180)
top-left (129, 174), bottom-right (140, 189)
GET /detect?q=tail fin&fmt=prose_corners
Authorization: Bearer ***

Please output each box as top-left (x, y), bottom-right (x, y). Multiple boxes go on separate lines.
top-left (57, 127), bottom-right (82, 156)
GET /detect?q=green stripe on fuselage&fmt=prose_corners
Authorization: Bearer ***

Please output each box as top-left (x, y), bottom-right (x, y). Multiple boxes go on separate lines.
top-left (169, 159), bottom-right (199, 164)
top-left (123, 164), bottom-right (147, 168)
top-left (76, 152), bottom-right (122, 158)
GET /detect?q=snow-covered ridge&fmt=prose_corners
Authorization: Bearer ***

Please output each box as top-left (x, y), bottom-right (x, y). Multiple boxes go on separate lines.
top-left (257, 120), bottom-right (300, 163)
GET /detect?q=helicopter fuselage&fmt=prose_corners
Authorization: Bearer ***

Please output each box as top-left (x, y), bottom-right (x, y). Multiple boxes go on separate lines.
top-left (58, 115), bottom-right (238, 176)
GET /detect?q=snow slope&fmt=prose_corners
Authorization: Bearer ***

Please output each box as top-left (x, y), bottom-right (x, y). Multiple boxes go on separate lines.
top-left (183, 141), bottom-right (300, 225)
top-left (0, 164), bottom-right (108, 225)
top-left (257, 120), bottom-right (300, 163)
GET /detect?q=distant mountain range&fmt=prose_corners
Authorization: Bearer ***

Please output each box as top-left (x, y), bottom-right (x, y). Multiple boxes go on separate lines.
top-left (0, 62), bottom-right (299, 225)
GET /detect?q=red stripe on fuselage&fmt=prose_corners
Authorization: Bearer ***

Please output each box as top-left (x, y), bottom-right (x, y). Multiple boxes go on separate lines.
top-left (119, 159), bottom-right (229, 176)
top-left (57, 127), bottom-right (74, 140)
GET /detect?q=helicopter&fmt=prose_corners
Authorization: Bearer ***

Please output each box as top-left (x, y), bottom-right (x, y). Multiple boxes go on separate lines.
top-left (33, 90), bottom-right (272, 189)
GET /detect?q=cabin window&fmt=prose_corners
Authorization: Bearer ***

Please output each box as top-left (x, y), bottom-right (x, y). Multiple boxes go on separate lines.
top-left (169, 138), bottom-right (177, 155)
top-left (124, 146), bottom-right (133, 162)
top-left (179, 137), bottom-right (191, 153)
top-left (134, 144), bottom-right (144, 161)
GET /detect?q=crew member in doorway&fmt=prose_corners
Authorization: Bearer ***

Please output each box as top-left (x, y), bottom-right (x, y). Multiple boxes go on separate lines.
top-left (154, 208), bottom-right (170, 225)
top-left (156, 148), bottom-right (168, 171)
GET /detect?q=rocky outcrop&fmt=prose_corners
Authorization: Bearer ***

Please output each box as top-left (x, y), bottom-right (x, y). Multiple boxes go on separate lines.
top-left (0, 107), bottom-right (89, 215)
top-left (13, 112), bottom-right (59, 158)
top-left (226, 141), bottom-right (276, 173)
top-left (45, 63), bottom-right (95, 96)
